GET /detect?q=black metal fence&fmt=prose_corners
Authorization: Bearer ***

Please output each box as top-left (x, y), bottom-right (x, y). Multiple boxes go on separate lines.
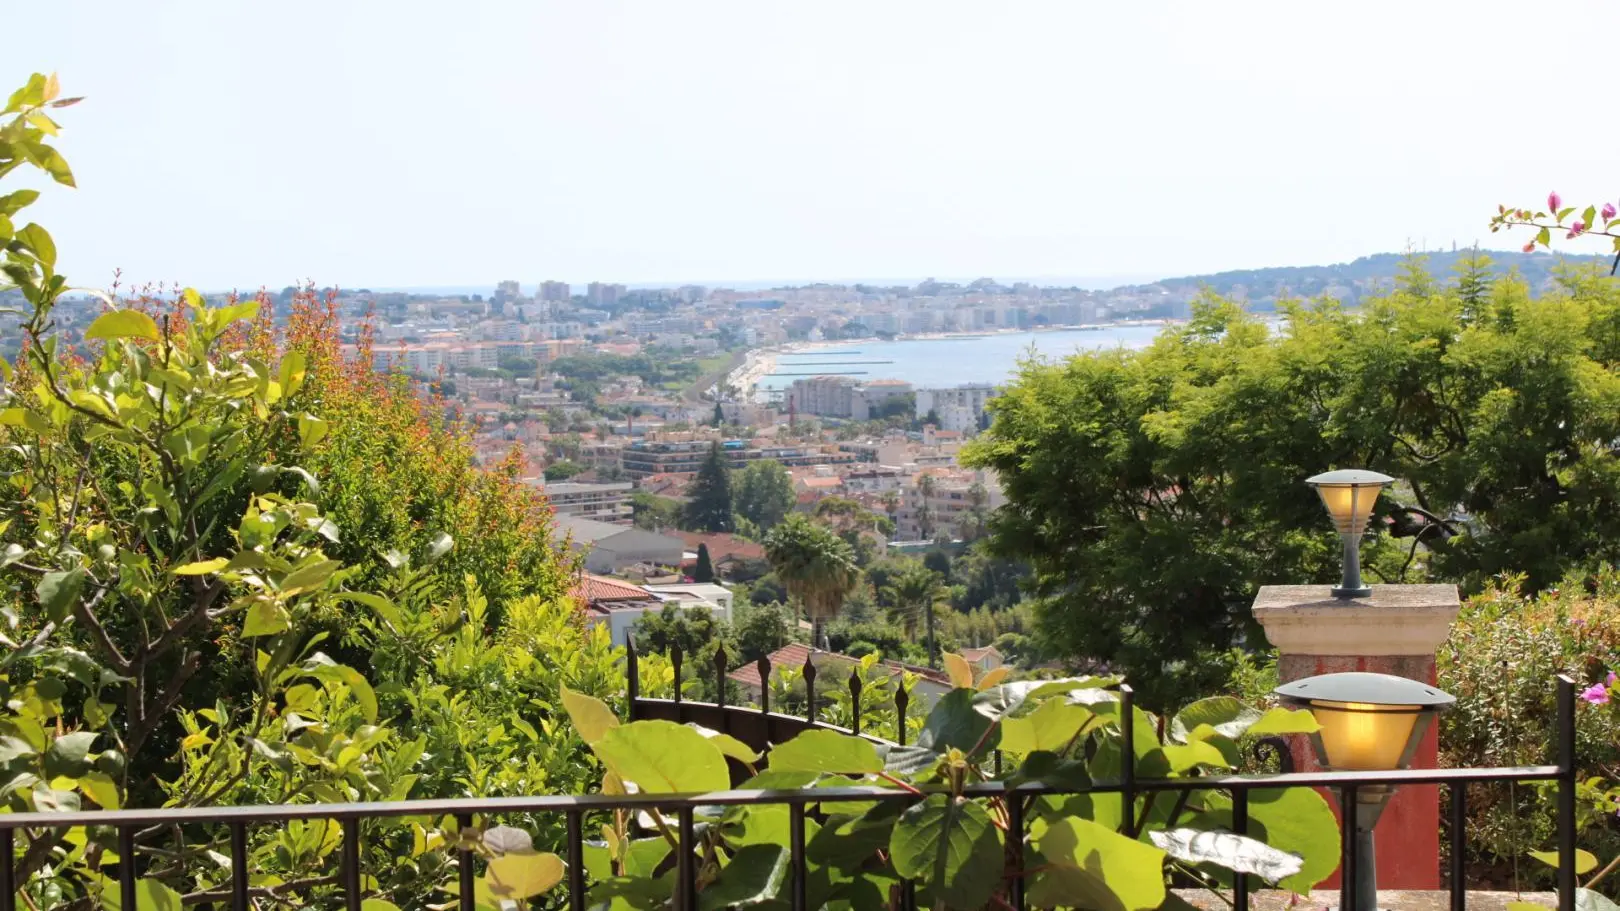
top-left (0, 677), bottom-right (1582, 911)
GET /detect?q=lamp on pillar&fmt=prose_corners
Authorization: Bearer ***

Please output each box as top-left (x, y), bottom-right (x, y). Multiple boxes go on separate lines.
top-left (1305, 469), bottom-right (1394, 598)
top-left (1275, 672), bottom-right (1455, 911)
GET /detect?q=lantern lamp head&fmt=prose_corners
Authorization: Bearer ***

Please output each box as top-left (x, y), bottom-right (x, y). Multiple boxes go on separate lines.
top-left (1305, 469), bottom-right (1394, 598)
top-left (1274, 671), bottom-right (1454, 772)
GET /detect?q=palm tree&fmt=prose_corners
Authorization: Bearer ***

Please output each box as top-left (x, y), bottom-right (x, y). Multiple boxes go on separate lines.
top-left (914, 474), bottom-right (938, 542)
top-left (763, 514), bottom-right (858, 650)
top-left (884, 564), bottom-right (946, 668)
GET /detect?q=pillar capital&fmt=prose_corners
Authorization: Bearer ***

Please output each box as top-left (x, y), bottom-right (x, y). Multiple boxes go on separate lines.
top-left (1252, 584), bottom-right (1458, 657)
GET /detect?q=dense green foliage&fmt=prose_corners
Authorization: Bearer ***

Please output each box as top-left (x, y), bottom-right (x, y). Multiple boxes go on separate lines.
top-left (764, 515), bottom-right (858, 648)
top-left (0, 75), bottom-right (616, 909)
top-left (1438, 574), bottom-right (1620, 890)
top-left (732, 459), bottom-right (795, 531)
top-left (554, 670), bottom-right (1334, 911)
top-left (967, 257), bottom-right (1620, 709)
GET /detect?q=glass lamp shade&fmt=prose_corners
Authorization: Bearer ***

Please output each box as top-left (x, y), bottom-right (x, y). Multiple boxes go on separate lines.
top-left (1306, 469), bottom-right (1394, 537)
top-left (1274, 672), bottom-right (1455, 772)
top-left (1305, 700), bottom-right (1421, 771)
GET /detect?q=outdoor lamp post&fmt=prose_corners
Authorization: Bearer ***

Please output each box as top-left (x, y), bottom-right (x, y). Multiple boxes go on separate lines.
top-left (1274, 672), bottom-right (1456, 911)
top-left (1305, 469), bottom-right (1394, 598)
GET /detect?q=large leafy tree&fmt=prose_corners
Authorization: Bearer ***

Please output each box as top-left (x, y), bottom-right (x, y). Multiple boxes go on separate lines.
top-left (732, 459), bottom-right (795, 531)
top-left (682, 442), bottom-right (735, 532)
top-left (763, 514), bottom-right (858, 649)
top-left (966, 257), bottom-right (1620, 709)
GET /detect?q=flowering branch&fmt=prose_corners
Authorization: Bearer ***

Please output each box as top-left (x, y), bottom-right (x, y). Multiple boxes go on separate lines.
top-left (1489, 191), bottom-right (1620, 275)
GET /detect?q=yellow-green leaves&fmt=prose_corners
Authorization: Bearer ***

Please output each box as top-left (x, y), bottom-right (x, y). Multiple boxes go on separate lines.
top-left (768, 729), bottom-right (881, 775)
top-left (889, 794), bottom-right (1002, 910)
top-left (15, 223), bottom-right (55, 271)
top-left (1529, 848), bottom-right (1598, 875)
top-left (480, 825), bottom-right (566, 902)
top-left (84, 309), bottom-right (160, 342)
top-left (37, 567), bottom-right (85, 623)
top-left (298, 413), bottom-right (329, 447)
top-left (278, 351), bottom-right (308, 399)
top-left (591, 720), bottom-right (729, 793)
top-left (1030, 817), bottom-right (1166, 911)
top-left (943, 652), bottom-right (975, 689)
top-left (561, 686), bottom-right (619, 745)
top-left (172, 558), bottom-right (229, 575)
top-left (1002, 697), bottom-right (1091, 755)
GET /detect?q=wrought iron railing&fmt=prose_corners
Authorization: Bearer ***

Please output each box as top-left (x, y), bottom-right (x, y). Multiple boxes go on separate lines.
top-left (0, 677), bottom-right (1582, 911)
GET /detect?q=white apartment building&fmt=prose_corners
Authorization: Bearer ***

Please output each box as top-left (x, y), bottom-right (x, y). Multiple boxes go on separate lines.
top-left (538, 281), bottom-right (571, 302)
top-left (787, 376), bottom-right (858, 418)
top-left (542, 481), bottom-right (634, 524)
top-left (896, 472), bottom-right (1006, 542)
top-left (852, 379), bottom-right (912, 420)
top-left (915, 384), bottom-right (998, 431)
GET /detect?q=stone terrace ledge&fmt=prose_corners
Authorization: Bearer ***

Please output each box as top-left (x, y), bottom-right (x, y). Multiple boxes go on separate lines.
top-left (1176, 891), bottom-right (1556, 911)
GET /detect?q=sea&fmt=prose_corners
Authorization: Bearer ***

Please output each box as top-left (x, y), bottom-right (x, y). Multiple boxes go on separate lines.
top-left (757, 325), bottom-right (1167, 390)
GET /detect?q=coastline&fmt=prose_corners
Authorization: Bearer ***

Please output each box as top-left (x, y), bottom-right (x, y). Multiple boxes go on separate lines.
top-left (725, 320), bottom-right (1184, 402)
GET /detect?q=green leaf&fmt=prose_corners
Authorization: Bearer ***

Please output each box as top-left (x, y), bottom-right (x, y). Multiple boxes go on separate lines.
top-left (297, 413), bottom-right (329, 447)
top-left (37, 567), bottom-right (85, 623)
top-left (84, 309), bottom-right (161, 342)
top-left (1148, 828), bottom-right (1302, 884)
top-left (241, 600), bottom-right (291, 637)
top-left (484, 825), bottom-right (534, 855)
top-left (1153, 740), bottom-right (1231, 773)
top-left (15, 224), bottom-right (55, 271)
top-left (361, 901), bottom-right (401, 911)
top-left (769, 729), bottom-right (881, 774)
top-left (1538, 226), bottom-right (1552, 247)
top-left (172, 558), bottom-right (229, 575)
top-left (484, 851), bottom-right (564, 900)
top-left (1244, 707), bottom-right (1320, 736)
top-left (689, 724), bottom-right (760, 764)
top-left (301, 654), bottom-right (379, 723)
top-left (700, 843), bottom-right (789, 910)
top-left (279, 351), bottom-right (308, 397)
top-left (280, 558), bottom-right (339, 594)
top-left (971, 676), bottom-right (1118, 725)
top-left (1170, 697), bottom-right (1261, 742)
top-left (1220, 788), bottom-right (1340, 894)
top-left (1002, 697), bottom-right (1091, 754)
top-left (561, 686), bottom-right (619, 745)
top-left (100, 877), bottom-right (184, 911)
top-left (591, 720), bottom-right (730, 793)
top-left (332, 591), bottom-right (403, 628)
top-left (44, 731), bottom-right (98, 777)
top-left (1509, 903), bottom-right (1553, 911)
top-left (888, 794), bottom-right (1003, 911)
top-left (79, 770), bottom-right (121, 809)
top-left (918, 688), bottom-right (998, 756)
top-left (0, 190), bottom-right (39, 217)
top-left (1529, 849), bottom-right (1598, 875)
top-left (1029, 816), bottom-right (1166, 911)
top-left (1012, 751), bottom-right (1092, 790)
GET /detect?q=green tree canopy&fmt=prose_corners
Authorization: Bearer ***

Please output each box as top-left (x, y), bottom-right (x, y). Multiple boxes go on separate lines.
top-left (965, 259), bottom-right (1620, 709)
top-left (763, 514), bottom-right (858, 649)
top-left (732, 459), bottom-right (795, 531)
top-left (682, 442), bottom-right (735, 532)
top-left (693, 542), bottom-right (715, 582)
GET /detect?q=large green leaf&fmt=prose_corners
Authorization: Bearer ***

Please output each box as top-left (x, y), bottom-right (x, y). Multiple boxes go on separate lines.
top-left (769, 729), bottom-right (881, 774)
top-left (688, 724), bottom-right (759, 764)
top-left (242, 600), bottom-right (291, 637)
top-left (592, 720), bottom-right (730, 793)
top-left (485, 850), bottom-right (564, 900)
top-left (37, 567), bottom-right (84, 624)
top-left (918, 688), bottom-right (998, 756)
top-left (699, 844), bottom-right (789, 910)
top-left (99, 877), bottom-right (183, 910)
top-left (888, 794), bottom-right (1002, 910)
top-left (1529, 849), bottom-right (1599, 875)
top-left (1148, 828), bottom-right (1303, 884)
top-left (43, 730), bottom-right (97, 777)
top-left (1002, 698), bottom-right (1092, 755)
top-left (1029, 816), bottom-right (1165, 911)
top-left (1211, 788), bottom-right (1340, 894)
top-left (561, 686), bottom-right (619, 745)
top-left (1245, 707), bottom-right (1320, 736)
top-left (1169, 697), bottom-right (1261, 742)
top-left (84, 309), bottom-right (160, 342)
top-left (300, 654), bottom-right (379, 723)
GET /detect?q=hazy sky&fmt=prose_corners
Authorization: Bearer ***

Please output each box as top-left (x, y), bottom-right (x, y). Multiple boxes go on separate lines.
top-left (11, 2), bottom-right (1620, 291)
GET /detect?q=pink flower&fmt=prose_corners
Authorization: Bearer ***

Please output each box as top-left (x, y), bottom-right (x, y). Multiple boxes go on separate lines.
top-left (1608, 671), bottom-right (1617, 686)
top-left (1604, 203), bottom-right (1617, 222)
top-left (1568, 221), bottom-right (1587, 238)
top-left (1581, 683), bottom-right (1610, 705)
top-left (1523, 242), bottom-right (1537, 253)
top-left (1550, 191), bottom-right (1563, 212)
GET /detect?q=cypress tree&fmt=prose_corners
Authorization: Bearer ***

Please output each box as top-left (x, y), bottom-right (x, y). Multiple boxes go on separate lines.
top-left (693, 543), bottom-right (715, 582)
top-left (682, 442), bottom-right (735, 532)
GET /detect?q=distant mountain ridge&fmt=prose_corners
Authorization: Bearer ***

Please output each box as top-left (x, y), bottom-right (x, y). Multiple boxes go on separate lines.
top-left (1127, 249), bottom-right (1613, 307)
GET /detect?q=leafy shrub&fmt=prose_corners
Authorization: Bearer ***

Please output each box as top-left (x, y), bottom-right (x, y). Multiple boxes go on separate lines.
top-left (1438, 572), bottom-right (1620, 888)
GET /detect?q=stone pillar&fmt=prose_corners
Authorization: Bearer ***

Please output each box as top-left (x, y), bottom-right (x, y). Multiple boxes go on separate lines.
top-left (1252, 584), bottom-right (1459, 891)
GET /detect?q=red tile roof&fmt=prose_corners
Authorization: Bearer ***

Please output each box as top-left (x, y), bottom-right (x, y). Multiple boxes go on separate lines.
top-left (677, 532), bottom-right (765, 563)
top-left (960, 645), bottom-right (1001, 663)
top-left (570, 574), bottom-right (653, 606)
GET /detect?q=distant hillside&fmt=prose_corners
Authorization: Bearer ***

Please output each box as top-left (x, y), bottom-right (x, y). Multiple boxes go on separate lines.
top-left (1132, 249), bottom-right (1613, 308)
